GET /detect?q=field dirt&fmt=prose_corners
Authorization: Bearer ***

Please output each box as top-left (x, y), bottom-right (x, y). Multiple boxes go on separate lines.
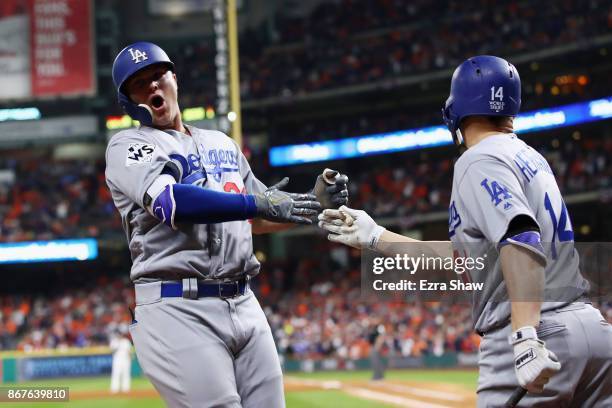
top-left (285, 377), bottom-right (477, 408)
top-left (70, 376), bottom-right (477, 407)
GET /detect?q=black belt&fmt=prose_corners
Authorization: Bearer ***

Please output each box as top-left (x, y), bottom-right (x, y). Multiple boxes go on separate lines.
top-left (160, 278), bottom-right (248, 299)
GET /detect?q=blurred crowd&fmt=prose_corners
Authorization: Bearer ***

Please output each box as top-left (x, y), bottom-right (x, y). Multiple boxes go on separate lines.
top-left (1, 267), bottom-right (611, 360)
top-left (0, 133), bottom-right (609, 242)
top-left (149, 0), bottom-right (611, 106)
top-left (0, 277), bottom-right (133, 351)
top-left (237, 0), bottom-right (610, 100)
top-left (0, 158), bottom-right (119, 242)
top-left (261, 262), bottom-right (482, 360)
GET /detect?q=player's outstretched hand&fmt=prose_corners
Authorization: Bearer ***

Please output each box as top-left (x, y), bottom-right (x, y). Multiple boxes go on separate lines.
top-left (317, 205), bottom-right (385, 249)
top-left (311, 169), bottom-right (349, 209)
top-left (511, 326), bottom-right (562, 394)
top-left (255, 177), bottom-right (321, 224)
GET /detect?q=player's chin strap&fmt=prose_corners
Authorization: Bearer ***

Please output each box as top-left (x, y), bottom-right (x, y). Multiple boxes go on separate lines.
top-left (454, 129), bottom-right (467, 155)
top-left (118, 93), bottom-right (154, 127)
top-left (454, 128), bottom-right (464, 146)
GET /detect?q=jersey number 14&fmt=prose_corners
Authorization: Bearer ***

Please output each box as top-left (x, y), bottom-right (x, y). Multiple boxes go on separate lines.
top-left (544, 192), bottom-right (574, 259)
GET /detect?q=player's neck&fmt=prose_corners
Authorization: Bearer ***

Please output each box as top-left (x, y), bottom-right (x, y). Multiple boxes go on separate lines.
top-left (462, 122), bottom-right (513, 148)
top-left (157, 114), bottom-right (189, 135)
top-left (461, 116), bottom-right (514, 149)
top-left (464, 131), bottom-right (502, 148)
top-left (173, 114), bottom-right (188, 134)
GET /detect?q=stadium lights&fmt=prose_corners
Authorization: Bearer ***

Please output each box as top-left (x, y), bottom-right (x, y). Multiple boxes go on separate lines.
top-left (0, 239), bottom-right (98, 264)
top-left (183, 107), bottom-right (206, 122)
top-left (269, 96), bottom-right (612, 166)
top-left (105, 106), bottom-right (216, 130)
top-left (106, 115), bottom-right (137, 130)
top-left (0, 107), bottom-right (41, 122)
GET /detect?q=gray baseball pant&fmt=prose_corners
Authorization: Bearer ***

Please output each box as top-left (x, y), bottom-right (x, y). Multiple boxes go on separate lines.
top-left (477, 302), bottom-right (612, 407)
top-left (129, 281), bottom-right (285, 408)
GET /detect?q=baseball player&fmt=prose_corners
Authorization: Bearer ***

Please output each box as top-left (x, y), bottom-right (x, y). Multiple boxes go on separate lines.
top-left (319, 55), bottom-right (612, 407)
top-left (109, 330), bottom-right (132, 394)
top-left (105, 42), bottom-right (348, 408)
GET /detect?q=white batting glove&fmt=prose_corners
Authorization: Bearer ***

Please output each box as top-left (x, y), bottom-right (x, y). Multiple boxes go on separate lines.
top-left (511, 326), bottom-right (561, 394)
top-left (317, 205), bottom-right (385, 250)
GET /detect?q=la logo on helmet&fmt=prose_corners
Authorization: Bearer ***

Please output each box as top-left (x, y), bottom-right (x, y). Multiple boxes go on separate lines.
top-left (128, 48), bottom-right (148, 64)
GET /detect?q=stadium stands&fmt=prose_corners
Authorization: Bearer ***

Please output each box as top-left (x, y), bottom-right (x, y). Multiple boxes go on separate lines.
top-left (0, 133), bottom-right (609, 241)
top-left (237, 0), bottom-right (610, 99)
top-left (0, 0), bottom-right (611, 364)
top-left (0, 277), bottom-right (133, 351)
top-left (0, 159), bottom-right (118, 242)
top-left (2, 269), bottom-right (610, 357)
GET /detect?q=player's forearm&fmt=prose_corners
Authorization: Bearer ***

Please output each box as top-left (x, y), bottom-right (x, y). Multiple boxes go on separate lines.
top-left (376, 230), bottom-right (453, 259)
top-left (500, 244), bottom-right (544, 330)
top-left (146, 178), bottom-right (258, 229)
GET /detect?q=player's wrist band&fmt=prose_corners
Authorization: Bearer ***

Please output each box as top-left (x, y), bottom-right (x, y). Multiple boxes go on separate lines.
top-left (367, 225), bottom-right (386, 250)
top-left (509, 326), bottom-right (538, 345)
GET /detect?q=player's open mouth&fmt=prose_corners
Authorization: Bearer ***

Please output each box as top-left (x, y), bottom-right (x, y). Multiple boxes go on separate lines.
top-left (149, 95), bottom-right (166, 112)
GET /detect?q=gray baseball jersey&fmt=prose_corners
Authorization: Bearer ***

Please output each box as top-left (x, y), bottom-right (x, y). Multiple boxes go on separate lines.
top-left (105, 124), bottom-right (267, 283)
top-left (448, 133), bottom-right (589, 333)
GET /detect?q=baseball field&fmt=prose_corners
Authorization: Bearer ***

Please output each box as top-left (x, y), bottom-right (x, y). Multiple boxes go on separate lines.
top-left (7, 369), bottom-right (478, 407)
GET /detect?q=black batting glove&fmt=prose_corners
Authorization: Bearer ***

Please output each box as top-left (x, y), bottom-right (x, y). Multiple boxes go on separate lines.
top-left (312, 170), bottom-right (349, 209)
top-left (254, 177), bottom-right (322, 224)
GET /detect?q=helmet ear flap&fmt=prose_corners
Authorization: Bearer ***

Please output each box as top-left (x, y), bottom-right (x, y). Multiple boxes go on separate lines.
top-left (442, 104), bottom-right (465, 148)
top-left (118, 92), bottom-right (154, 127)
top-left (441, 107), bottom-right (449, 126)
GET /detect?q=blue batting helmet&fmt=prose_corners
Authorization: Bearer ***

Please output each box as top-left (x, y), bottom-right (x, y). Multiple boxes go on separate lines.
top-left (112, 42), bottom-right (175, 126)
top-left (442, 55), bottom-right (521, 146)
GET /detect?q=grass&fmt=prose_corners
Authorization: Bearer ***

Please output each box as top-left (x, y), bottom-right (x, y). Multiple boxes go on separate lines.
top-left (290, 368), bottom-right (479, 390)
top-left (5, 369), bottom-right (478, 407)
top-left (286, 390), bottom-right (391, 408)
top-left (13, 376), bottom-right (154, 391)
top-left (16, 398), bottom-right (166, 408)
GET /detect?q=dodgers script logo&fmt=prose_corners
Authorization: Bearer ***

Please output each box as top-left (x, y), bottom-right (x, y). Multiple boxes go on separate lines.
top-left (170, 147), bottom-right (240, 184)
top-left (128, 48), bottom-right (148, 64)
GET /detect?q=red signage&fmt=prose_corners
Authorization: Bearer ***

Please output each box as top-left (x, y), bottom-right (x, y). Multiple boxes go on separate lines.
top-left (28, 0), bottom-right (94, 97)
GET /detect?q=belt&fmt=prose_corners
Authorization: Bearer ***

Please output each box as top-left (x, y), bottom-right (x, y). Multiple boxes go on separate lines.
top-left (160, 277), bottom-right (248, 299)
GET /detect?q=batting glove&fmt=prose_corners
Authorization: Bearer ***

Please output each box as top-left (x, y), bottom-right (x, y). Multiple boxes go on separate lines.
top-left (255, 177), bottom-right (321, 225)
top-left (311, 169), bottom-right (349, 209)
top-left (317, 205), bottom-right (385, 250)
top-left (511, 326), bottom-right (561, 394)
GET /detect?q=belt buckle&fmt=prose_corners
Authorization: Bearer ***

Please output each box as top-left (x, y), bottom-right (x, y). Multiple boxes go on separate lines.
top-left (219, 281), bottom-right (240, 299)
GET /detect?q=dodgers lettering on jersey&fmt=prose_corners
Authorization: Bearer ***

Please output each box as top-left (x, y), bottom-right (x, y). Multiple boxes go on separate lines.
top-left (448, 133), bottom-right (589, 333)
top-left (105, 125), bottom-right (267, 283)
top-left (169, 147), bottom-right (240, 185)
